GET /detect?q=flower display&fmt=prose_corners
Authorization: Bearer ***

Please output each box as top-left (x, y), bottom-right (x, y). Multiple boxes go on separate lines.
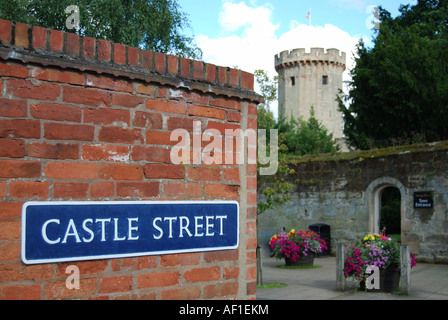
top-left (344, 233), bottom-right (417, 282)
top-left (269, 229), bottom-right (327, 262)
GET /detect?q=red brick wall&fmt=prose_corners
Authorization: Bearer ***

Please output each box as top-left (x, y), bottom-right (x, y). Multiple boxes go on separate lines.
top-left (0, 20), bottom-right (261, 300)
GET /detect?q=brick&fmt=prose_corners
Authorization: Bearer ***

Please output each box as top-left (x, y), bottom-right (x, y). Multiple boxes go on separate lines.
top-left (0, 242), bottom-right (20, 261)
top-left (247, 281), bottom-right (256, 295)
top-left (113, 43), bottom-right (126, 65)
top-left (99, 276), bottom-right (132, 294)
top-left (63, 86), bottom-right (111, 107)
top-left (0, 19), bottom-right (12, 45)
top-left (183, 267), bottom-right (221, 283)
top-left (0, 119), bottom-right (40, 139)
top-left (56, 260), bottom-right (108, 276)
top-left (28, 142), bottom-right (79, 160)
top-left (146, 100), bottom-right (187, 114)
top-left (136, 83), bottom-right (157, 96)
top-left (0, 99), bottom-right (27, 118)
top-left (247, 177), bottom-right (257, 190)
top-left (217, 66), bottom-right (228, 84)
top-left (44, 162), bottom-right (97, 179)
top-left (44, 123), bottom-right (94, 141)
top-left (162, 287), bottom-right (201, 300)
top-left (45, 279), bottom-right (96, 299)
top-left (167, 116), bottom-right (198, 132)
top-left (133, 111), bottom-right (163, 129)
top-left (0, 139), bottom-right (25, 158)
top-left (247, 207), bottom-right (257, 220)
top-left (9, 181), bottom-right (50, 200)
top-left (186, 167), bottom-right (221, 182)
top-left (98, 39), bottom-right (111, 61)
top-left (224, 266), bottom-right (240, 280)
top-left (210, 97), bottom-right (241, 111)
top-left (0, 160), bottom-right (40, 178)
top-left (204, 282), bottom-right (238, 299)
top-left (247, 221), bottom-right (257, 235)
top-left (246, 266), bottom-right (257, 281)
top-left (167, 55), bottom-right (178, 75)
top-left (31, 102), bottom-right (82, 122)
top-left (66, 32), bottom-right (80, 56)
top-left (154, 52), bottom-right (166, 73)
top-left (117, 182), bottom-right (159, 198)
top-left (141, 50), bottom-right (153, 69)
top-left (86, 74), bottom-right (133, 93)
top-left (54, 182), bottom-right (89, 198)
top-left (193, 61), bottom-right (204, 80)
top-left (224, 168), bottom-right (239, 182)
top-left (127, 46), bottom-right (138, 66)
top-left (163, 182), bottom-right (202, 198)
top-left (50, 30), bottom-right (64, 52)
top-left (0, 181), bottom-right (5, 197)
top-left (189, 105), bottom-right (226, 120)
top-left (7, 79), bottom-right (60, 101)
top-left (0, 221), bottom-right (21, 240)
top-left (204, 184), bottom-right (239, 199)
top-left (91, 181), bottom-right (114, 198)
top-left (0, 202), bottom-right (23, 219)
top-left (32, 67), bottom-right (84, 85)
top-left (227, 111), bottom-right (242, 123)
top-left (137, 272), bottom-right (178, 289)
top-left (160, 253), bottom-right (201, 267)
top-left (0, 285), bottom-right (41, 300)
top-left (144, 164), bottom-right (184, 180)
top-left (246, 235), bottom-right (258, 250)
top-left (84, 108), bottom-right (130, 126)
top-left (207, 121), bottom-right (241, 135)
top-left (146, 130), bottom-right (180, 146)
top-left (99, 127), bottom-right (143, 144)
top-left (247, 192), bottom-right (257, 205)
top-left (15, 22), bottom-right (29, 48)
top-left (83, 36), bottom-right (96, 59)
top-left (229, 68), bottom-right (239, 86)
top-left (204, 250), bottom-right (239, 263)
top-left (248, 117), bottom-right (257, 130)
top-left (99, 164), bottom-right (143, 181)
top-left (0, 61), bottom-right (28, 78)
top-left (180, 58), bottom-right (191, 77)
top-left (248, 104), bottom-right (257, 116)
top-left (206, 64), bottom-right (216, 82)
top-left (82, 144), bottom-right (129, 162)
top-left (112, 93), bottom-right (145, 108)
top-left (131, 146), bottom-right (171, 163)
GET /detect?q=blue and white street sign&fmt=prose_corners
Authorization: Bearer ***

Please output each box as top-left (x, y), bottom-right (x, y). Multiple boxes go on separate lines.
top-left (21, 201), bottom-right (239, 265)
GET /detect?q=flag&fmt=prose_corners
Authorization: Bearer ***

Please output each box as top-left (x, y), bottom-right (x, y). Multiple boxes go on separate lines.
top-left (306, 10), bottom-right (310, 21)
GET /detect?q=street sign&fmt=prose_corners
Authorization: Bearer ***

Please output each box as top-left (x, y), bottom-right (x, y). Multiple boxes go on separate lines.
top-left (22, 201), bottom-right (239, 265)
top-left (414, 192), bottom-right (434, 209)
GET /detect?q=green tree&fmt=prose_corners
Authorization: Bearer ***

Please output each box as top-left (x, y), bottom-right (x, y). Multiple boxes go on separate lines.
top-left (338, 0), bottom-right (448, 149)
top-left (278, 107), bottom-right (340, 156)
top-left (0, 0), bottom-right (202, 59)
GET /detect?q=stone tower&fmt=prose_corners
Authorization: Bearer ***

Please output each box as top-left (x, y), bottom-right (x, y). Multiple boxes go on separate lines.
top-left (275, 48), bottom-right (346, 148)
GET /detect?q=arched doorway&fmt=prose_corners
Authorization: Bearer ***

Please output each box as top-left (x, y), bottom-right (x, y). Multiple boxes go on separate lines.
top-left (366, 177), bottom-right (407, 237)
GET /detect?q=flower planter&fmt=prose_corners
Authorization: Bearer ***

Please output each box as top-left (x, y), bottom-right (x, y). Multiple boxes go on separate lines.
top-left (360, 267), bottom-right (401, 293)
top-left (285, 254), bottom-right (315, 267)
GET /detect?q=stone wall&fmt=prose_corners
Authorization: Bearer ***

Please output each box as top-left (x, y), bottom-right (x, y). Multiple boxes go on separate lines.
top-left (259, 141), bottom-right (448, 263)
top-left (0, 19), bottom-right (262, 300)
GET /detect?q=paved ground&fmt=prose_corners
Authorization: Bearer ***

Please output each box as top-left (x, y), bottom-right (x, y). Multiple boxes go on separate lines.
top-left (256, 256), bottom-right (448, 300)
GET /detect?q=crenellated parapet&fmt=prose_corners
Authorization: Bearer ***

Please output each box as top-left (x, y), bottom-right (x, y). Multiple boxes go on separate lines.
top-left (275, 48), bottom-right (346, 71)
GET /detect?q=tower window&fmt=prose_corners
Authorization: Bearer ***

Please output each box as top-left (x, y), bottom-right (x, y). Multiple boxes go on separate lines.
top-left (291, 77), bottom-right (295, 86)
top-left (322, 75), bottom-right (328, 85)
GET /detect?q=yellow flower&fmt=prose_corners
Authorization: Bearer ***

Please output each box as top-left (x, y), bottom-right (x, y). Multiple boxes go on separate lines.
top-left (288, 229), bottom-right (296, 237)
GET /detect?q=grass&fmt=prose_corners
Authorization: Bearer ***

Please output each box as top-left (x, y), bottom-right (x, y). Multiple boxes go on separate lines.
top-left (257, 283), bottom-right (288, 289)
top-left (276, 264), bottom-right (322, 270)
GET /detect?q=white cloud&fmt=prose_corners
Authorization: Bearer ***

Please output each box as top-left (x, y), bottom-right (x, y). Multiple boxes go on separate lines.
top-left (196, 1), bottom-right (364, 117)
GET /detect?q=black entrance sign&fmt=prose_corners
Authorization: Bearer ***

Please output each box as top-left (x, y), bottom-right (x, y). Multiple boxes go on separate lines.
top-left (414, 192), bottom-right (434, 209)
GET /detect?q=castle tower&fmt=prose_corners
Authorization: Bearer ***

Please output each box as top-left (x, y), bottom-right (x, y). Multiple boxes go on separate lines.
top-left (275, 48), bottom-right (346, 148)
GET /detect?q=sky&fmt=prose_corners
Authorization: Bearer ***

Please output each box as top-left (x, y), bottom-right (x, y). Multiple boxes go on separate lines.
top-left (177, 0), bottom-right (417, 116)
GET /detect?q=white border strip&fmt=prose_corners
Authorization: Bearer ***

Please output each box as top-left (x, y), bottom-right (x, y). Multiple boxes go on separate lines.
top-left (21, 201), bottom-right (240, 265)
